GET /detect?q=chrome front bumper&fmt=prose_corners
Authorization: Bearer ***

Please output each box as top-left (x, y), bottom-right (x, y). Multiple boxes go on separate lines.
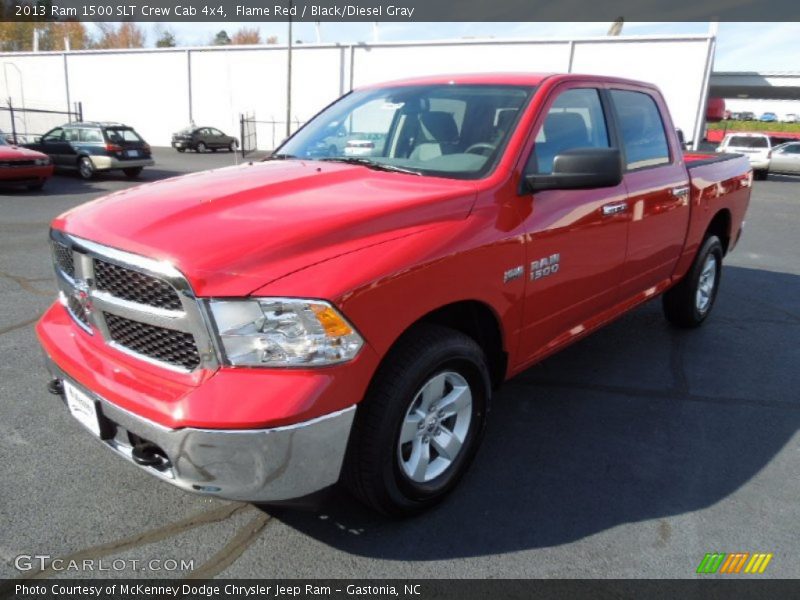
top-left (45, 357), bottom-right (356, 502)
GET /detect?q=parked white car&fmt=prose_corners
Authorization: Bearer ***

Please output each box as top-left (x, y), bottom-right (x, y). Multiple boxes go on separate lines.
top-left (769, 142), bottom-right (800, 175)
top-left (717, 133), bottom-right (772, 180)
top-left (784, 114), bottom-right (798, 123)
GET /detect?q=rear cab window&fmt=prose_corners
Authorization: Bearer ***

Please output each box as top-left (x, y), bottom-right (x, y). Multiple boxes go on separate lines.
top-left (610, 89), bottom-right (671, 170)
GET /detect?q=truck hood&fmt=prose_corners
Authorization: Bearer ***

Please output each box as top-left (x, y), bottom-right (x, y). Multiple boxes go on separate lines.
top-left (54, 160), bottom-right (477, 296)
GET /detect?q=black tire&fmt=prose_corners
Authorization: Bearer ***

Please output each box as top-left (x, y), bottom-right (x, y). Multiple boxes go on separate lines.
top-left (663, 235), bottom-right (723, 328)
top-left (343, 324), bottom-right (490, 516)
top-left (123, 167), bottom-right (143, 178)
top-left (229, 141), bottom-right (237, 152)
top-left (211, 148), bottom-right (217, 153)
top-left (78, 156), bottom-right (95, 180)
top-left (196, 142), bottom-right (207, 153)
top-left (27, 181), bottom-right (45, 191)
top-left (754, 169), bottom-right (768, 181)
top-left (176, 147), bottom-right (186, 153)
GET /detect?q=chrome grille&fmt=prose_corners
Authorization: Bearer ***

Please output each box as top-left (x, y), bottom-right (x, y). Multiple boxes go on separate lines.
top-left (66, 293), bottom-right (90, 327)
top-left (53, 243), bottom-right (75, 278)
top-left (49, 232), bottom-right (217, 372)
top-left (105, 313), bottom-right (201, 370)
top-left (94, 259), bottom-right (182, 310)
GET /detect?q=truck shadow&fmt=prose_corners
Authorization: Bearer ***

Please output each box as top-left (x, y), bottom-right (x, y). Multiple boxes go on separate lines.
top-left (267, 265), bottom-right (800, 560)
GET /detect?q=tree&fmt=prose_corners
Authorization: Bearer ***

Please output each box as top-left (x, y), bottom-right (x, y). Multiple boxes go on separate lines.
top-left (38, 22), bottom-right (91, 51)
top-left (231, 27), bottom-right (261, 45)
top-left (266, 35), bottom-right (279, 44)
top-left (212, 30), bottom-right (231, 45)
top-left (154, 27), bottom-right (177, 48)
top-left (93, 23), bottom-right (145, 49)
top-left (0, 22), bottom-right (35, 52)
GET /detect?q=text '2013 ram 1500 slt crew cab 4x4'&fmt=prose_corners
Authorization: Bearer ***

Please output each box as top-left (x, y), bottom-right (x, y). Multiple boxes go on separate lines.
top-left (38, 74), bottom-right (752, 516)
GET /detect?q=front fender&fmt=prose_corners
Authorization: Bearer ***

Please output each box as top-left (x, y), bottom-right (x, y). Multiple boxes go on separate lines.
top-left (254, 213), bottom-right (526, 366)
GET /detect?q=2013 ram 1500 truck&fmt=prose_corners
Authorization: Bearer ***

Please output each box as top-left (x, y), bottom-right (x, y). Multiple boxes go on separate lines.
top-left (38, 74), bottom-right (751, 515)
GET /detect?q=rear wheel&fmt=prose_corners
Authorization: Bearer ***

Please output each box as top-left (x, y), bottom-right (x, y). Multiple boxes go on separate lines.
top-left (123, 167), bottom-right (143, 178)
top-left (343, 324), bottom-right (490, 516)
top-left (196, 142), bottom-right (207, 153)
top-left (78, 156), bottom-right (95, 180)
top-left (663, 235), bottom-right (723, 328)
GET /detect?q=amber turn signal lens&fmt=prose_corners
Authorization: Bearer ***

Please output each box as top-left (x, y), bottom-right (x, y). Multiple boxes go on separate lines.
top-left (311, 304), bottom-right (353, 337)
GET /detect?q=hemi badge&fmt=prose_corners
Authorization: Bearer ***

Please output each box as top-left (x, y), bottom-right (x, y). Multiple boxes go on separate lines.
top-left (503, 266), bottom-right (524, 283)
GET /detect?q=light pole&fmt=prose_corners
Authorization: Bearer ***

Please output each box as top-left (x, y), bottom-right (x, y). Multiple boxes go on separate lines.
top-left (286, 0), bottom-right (293, 138)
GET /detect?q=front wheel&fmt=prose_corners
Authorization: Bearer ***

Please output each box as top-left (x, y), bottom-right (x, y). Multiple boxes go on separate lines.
top-left (343, 324), bottom-right (490, 516)
top-left (663, 235), bottom-right (723, 328)
top-left (196, 142), bottom-right (207, 153)
top-left (176, 147), bottom-right (186, 153)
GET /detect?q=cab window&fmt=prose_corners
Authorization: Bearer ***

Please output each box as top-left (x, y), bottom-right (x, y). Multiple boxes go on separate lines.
top-left (528, 88), bottom-right (610, 174)
top-left (610, 90), bottom-right (670, 169)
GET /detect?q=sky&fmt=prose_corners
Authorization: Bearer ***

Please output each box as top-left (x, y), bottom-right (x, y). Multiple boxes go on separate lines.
top-left (125, 21), bottom-right (800, 72)
top-left (103, 21), bottom-right (800, 114)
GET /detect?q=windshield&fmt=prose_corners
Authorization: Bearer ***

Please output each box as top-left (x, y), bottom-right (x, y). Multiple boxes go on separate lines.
top-left (727, 136), bottom-right (769, 148)
top-left (277, 84), bottom-right (534, 179)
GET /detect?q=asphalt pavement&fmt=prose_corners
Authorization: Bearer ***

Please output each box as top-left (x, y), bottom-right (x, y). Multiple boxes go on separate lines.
top-left (0, 148), bottom-right (798, 579)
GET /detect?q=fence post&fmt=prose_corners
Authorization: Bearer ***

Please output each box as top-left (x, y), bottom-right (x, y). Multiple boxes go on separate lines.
top-left (8, 98), bottom-right (17, 145)
top-left (76, 101), bottom-right (83, 122)
top-left (239, 113), bottom-right (244, 158)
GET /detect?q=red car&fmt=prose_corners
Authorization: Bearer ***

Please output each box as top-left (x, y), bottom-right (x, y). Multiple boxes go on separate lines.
top-left (0, 136), bottom-right (53, 190)
top-left (37, 73), bottom-right (751, 515)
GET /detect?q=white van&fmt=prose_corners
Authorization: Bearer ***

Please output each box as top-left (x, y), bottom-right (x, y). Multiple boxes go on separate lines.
top-left (717, 133), bottom-right (772, 180)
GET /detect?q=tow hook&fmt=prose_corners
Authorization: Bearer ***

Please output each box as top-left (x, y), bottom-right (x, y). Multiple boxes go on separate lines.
top-left (47, 378), bottom-right (64, 396)
top-left (131, 442), bottom-right (170, 469)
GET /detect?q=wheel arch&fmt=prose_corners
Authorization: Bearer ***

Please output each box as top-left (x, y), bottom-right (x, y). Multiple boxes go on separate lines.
top-left (381, 300), bottom-right (508, 389)
top-left (706, 208), bottom-right (732, 255)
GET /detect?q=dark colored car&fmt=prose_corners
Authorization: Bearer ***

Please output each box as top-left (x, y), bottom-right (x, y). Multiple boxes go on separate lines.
top-left (24, 122), bottom-right (154, 180)
top-left (171, 126), bottom-right (238, 153)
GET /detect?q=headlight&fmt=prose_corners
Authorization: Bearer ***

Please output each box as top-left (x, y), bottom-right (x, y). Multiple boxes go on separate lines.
top-left (209, 298), bottom-right (364, 367)
top-left (35, 158), bottom-right (50, 166)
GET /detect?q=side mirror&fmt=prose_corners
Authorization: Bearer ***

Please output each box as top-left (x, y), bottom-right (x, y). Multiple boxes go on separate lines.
top-left (525, 148), bottom-right (623, 193)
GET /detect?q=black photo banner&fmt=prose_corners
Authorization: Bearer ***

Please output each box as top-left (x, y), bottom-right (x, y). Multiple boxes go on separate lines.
top-left (2, 0), bottom-right (800, 22)
top-left (1, 579), bottom-right (800, 600)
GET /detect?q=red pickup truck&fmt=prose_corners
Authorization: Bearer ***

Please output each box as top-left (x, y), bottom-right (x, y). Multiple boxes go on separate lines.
top-left (38, 74), bottom-right (751, 515)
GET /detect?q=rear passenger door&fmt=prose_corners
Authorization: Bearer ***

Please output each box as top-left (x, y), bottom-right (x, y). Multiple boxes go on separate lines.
top-left (517, 84), bottom-right (629, 364)
top-left (609, 88), bottom-right (691, 300)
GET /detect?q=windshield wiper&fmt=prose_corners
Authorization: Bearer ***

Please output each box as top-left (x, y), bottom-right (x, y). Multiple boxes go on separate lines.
top-left (319, 157), bottom-right (423, 176)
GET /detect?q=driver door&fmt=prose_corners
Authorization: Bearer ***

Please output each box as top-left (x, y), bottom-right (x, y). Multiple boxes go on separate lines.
top-left (516, 84), bottom-right (629, 364)
top-left (37, 128), bottom-right (70, 166)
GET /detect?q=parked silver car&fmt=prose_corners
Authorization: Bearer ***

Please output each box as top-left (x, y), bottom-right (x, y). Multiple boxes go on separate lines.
top-left (770, 142), bottom-right (800, 175)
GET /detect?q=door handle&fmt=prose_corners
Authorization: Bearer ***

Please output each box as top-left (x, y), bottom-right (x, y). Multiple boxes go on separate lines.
top-left (671, 185), bottom-right (690, 198)
top-left (601, 201), bottom-right (627, 216)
